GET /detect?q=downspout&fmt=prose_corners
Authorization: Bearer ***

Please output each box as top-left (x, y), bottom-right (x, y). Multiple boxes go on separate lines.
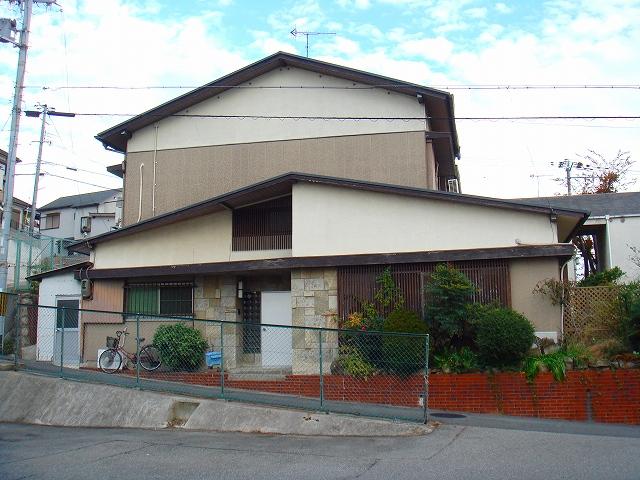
top-left (152, 123), bottom-right (159, 216)
top-left (137, 163), bottom-right (144, 223)
top-left (559, 257), bottom-right (572, 341)
top-left (605, 214), bottom-right (613, 270)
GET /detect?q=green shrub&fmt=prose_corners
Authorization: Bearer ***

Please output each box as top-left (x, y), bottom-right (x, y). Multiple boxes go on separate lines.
top-left (617, 281), bottom-right (640, 351)
top-left (434, 347), bottom-right (478, 373)
top-left (331, 345), bottom-right (376, 379)
top-left (578, 267), bottom-right (624, 287)
top-left (2, 337), bottom-right (14, 355)
top-left (424, 264), bottom-right (476, 351)
top-left (475, 307), bottom-right (535, 368)
top-left (153, 323), bottom-right (208, 371)
top-left (382, 309), bottom-right (428, 375)
top-left (523, 351), bottom-right (566, 381)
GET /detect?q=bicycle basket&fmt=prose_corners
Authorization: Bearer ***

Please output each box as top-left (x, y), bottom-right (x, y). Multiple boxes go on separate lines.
top-left (106, 336), bottom-right (119, 348)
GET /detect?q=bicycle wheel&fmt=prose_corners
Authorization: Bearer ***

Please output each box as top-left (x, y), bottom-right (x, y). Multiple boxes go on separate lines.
top-left (98, 348), bottom-right (122, 373)
top-left (139, 345), bottom-right (161, 371)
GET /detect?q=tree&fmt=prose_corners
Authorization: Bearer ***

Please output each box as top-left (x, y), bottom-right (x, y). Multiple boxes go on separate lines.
top-left (559, 150), bottom-right (635, 278)
top-left (573, 150), bottom-right (634, 194)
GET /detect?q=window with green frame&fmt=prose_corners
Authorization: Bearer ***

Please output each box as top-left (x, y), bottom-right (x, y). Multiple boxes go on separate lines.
top-left (126, 283), bottom-right (193, 316)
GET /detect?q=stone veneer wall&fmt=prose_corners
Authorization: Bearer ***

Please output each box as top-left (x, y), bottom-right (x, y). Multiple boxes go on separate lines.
top-left (291, 268), bottom-right (339, 374)
top-left (192, 275), bottom-right (240, 369)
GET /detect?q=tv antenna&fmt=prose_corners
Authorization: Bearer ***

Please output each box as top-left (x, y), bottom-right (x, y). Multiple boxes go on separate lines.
top-left (290, 27), bottom-right (335, 58)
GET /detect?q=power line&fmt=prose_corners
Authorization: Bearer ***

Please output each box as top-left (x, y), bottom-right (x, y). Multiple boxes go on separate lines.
top-left (25, 84), bottom-right (640, 91)
top-left (66, 112), bottom-right (640, 121)
top-left (16, 160), bottom-right (117, 178)
top-left (37, 173), bottom-right (119, 190)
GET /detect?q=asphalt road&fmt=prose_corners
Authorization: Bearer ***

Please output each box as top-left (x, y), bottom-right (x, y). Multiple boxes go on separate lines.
top-left (1, 421), bottom-right (639, 480)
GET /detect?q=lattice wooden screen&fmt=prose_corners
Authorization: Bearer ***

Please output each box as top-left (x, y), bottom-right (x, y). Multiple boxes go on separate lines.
top-left (563, 286), bottom-right (620, 342)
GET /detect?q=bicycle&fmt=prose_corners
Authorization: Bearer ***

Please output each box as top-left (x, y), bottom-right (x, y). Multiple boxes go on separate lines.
top-left (98, 327), bottom-right (161, 373)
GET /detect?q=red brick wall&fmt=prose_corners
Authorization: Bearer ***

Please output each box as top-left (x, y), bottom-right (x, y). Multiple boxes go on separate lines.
top-left (128, 369), bottom-right (640, 425)
top-left (428, 370), bottom-right (640, 424)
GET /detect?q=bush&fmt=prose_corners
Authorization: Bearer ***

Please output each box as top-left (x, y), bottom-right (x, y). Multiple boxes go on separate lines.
top-left (382, 309), bottom-right (428, 375)
top-left (153, 323), bottom-right (208, 371)
top-left (578, 267), bottom-right (624, 287)
top-left (2, 337), bottom-right (14, 355)
top-left (434, 347), bottom-right (478, 373)
top-left (331, 345), bottom-right (375, 379)
top-left (424, 264), bottom-right (476, 351)
top-left (617, 281), bottom-right (640, 351)
top-left (475, 307), bottom-right (535, 368)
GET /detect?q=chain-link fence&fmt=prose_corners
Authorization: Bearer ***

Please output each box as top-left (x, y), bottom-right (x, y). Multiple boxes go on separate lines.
top-left (11, 303), bottom-right (430, 422)
top-left (7, 230), bottom-right (84, 291)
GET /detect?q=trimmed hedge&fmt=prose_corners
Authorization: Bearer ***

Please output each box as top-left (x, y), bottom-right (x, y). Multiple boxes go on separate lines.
top-left (153, 323), bottom-right (208, 371)
top-left (475, 307), bottom-right (535, 368)
top-left (382, 309), bottom-right (428, 375)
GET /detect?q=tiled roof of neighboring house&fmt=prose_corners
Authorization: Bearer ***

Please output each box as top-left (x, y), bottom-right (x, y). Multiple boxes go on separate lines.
top-left (69, 172), bottom-right (589, 254)
top-left (12, 196), bottom-right (31, 209)
top-left (517, 192), bottom-right (640, 217)
top-left (39, 189), bottom-right (121, 212)
top-left (95, 51), bottom-right (459, 157)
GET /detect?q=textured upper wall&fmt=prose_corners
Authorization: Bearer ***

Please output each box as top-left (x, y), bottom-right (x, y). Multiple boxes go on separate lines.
top-left (292, 183), bottom-right (559, 257)
top-left (127, 67), bottom-right (426, 153)
top-left (122, 131), bottom-right (431, 225)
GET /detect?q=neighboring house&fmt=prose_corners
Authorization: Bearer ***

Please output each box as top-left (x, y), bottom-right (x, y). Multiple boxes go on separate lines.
top-left (59, 53), bottom-right (587, 369)
top-left (0, 148), bottom-right (30, 231)
top-left (519, 192), bottom-right (640, 281)
top-left (28, 261), bottom-right (91, 367)
top-left (97, 52), bottom-right (461, 226)
top-left (38, 189), bottom-right (123, 240)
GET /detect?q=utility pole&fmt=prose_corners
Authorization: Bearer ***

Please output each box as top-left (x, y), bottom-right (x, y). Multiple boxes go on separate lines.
top-left (0, 0), bottom-right (56, 292)
top-left (552, 159), bottom-right (591, 196)
top-left (24, 105), bottom-right (75, 233)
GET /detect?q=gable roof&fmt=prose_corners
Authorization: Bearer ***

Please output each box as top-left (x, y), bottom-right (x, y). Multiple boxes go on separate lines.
top-left (95, 51), bottom-right (459, 157)
top-left (39, 189), bottom-right (122, 212)
top-left (517, 192), bottom-right (640, 217)
top-left (68, 172), bottom-right (588, 254)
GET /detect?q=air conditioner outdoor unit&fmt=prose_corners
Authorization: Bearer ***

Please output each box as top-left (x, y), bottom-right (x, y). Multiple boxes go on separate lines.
top-left (447, 178), bottom-right (460, 193)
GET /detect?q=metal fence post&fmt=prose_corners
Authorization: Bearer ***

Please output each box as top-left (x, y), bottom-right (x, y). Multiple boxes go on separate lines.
top-left (135, 315), bottom-right (141, 388)
top-left (14, 240), bottom-right (21, 289)
top-left (219, 322), bottom-right (225, 398)
top-left (59, 307), bottom-right (65, 377)
top-left (423, 334), bottom-right (430, 424)
top-left (318, 329), bottom-right (324, 410)
top-left (14, 303), bottom-right (20, 369)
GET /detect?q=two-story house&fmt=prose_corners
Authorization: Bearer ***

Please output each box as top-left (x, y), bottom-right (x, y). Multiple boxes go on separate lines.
top-left (61, 53), bottom-right (587, 370)
top-left (38, 189), bottom-right (123, 240)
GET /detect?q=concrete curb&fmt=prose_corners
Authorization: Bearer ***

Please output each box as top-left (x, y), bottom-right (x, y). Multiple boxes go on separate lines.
top-left (0, 371), bottom-right (431, 436)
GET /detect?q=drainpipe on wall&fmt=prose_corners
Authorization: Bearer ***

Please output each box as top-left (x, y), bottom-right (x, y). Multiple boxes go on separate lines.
top-left (605, 214), bottom-right (613, 270)
top-left (152, 123), bottom-right (159, 216)
top-left (137, 163), bottom-right (144, 223)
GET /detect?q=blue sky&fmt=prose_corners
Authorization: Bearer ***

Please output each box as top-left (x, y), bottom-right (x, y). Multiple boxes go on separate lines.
top-left (0, 0), bottom-right (638, 205)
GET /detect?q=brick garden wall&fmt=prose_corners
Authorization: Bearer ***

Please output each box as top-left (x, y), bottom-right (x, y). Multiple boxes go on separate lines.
top-left (127, 368), bottom-right (640, 425)
top-left (428, 370), bottom-right (640, 424)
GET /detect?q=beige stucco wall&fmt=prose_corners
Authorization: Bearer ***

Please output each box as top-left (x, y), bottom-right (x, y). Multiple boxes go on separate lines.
top-left (292, 183), bottom-right (558, 257)
top-left (127, 67), bottom-right (426, 153)
top-left (123, 131), bottom-right (432, 225)
top-left (509, 258), bottom-right (562, 335)
top-left (93, 210), bottom-right (291, 269)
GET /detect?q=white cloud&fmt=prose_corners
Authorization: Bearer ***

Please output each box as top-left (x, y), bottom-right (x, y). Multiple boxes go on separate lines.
top-left (465, 7), bottom-right (487, 19)
top-left (397, 37), bottom-right (454, 63)
top-left (251, 32), bottom-right (299, 55)
top-left (495, 3), bottom-right (512, 14)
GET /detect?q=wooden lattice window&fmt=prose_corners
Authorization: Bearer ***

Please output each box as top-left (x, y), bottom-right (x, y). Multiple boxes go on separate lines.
top-left (232, 196), bottom-right (292, 251)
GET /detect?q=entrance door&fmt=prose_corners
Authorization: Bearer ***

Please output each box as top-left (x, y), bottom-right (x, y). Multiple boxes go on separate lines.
top-left (53, 298), bottom-right (80, 368)
top-left (261, 291), bottom-right (292, 368)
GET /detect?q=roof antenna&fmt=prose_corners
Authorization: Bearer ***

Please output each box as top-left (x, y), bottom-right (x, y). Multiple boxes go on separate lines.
top-left (290, 27), bottom-right (335, 58)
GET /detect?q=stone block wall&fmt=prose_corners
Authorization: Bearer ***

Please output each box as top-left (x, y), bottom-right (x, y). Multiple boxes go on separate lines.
top-left (291, 268), bottom-right (339, 374)
top-left (193, 275), bottom-right (240, 369)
